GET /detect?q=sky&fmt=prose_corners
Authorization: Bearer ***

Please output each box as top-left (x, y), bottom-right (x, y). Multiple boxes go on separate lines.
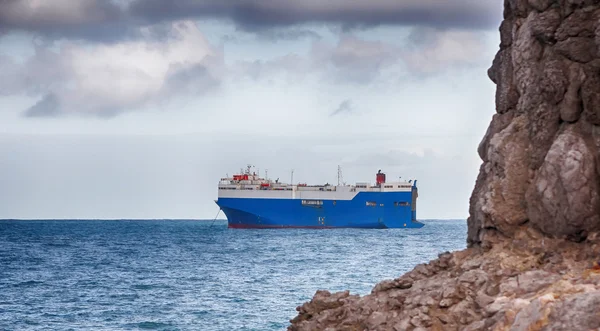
top-left (0, 0), bottom-right (504, 220)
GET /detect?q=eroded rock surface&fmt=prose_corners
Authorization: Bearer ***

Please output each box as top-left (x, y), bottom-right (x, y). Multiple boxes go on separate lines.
top-left (288, 0), bottom-right (600, 329)
top-left (469, 0), bottom-right (600, 244)
top-left (289, 231), bottom-right (600, 330)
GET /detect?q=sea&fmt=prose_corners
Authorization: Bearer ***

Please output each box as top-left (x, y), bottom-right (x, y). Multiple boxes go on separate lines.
top-left (0, 219), bottom-right (467, 331)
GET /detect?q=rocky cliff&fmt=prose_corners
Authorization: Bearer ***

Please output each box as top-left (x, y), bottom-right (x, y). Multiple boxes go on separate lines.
top-left (288, 1), bottom-right (600, 330)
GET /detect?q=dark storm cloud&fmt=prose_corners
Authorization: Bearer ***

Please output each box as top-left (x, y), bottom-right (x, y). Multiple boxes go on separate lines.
top-left (128, 0), bottom-right (503, 31)
top-left (0, 0), bottom-right (135, 42)
top-left (0, 0), bottom-right (502, 42)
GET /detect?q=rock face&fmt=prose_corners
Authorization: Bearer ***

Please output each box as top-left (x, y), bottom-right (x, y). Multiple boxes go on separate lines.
top-left (289, 233), bottom-right (600, 331)
top-left (469, 0), bottom-right (600, 245)
top-left (288, 1), bottom-right (600, 330)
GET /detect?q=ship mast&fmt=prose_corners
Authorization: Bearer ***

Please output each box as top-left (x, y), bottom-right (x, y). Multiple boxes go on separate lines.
top-left (337, 165), bottom-right (345, 186)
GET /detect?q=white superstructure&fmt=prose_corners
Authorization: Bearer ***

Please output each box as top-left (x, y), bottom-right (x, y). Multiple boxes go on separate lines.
top-left (217, 165), bottom-right (415, 200)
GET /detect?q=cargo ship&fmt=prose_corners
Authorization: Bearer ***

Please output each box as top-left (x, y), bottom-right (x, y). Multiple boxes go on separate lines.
top-left (214, 165), bottom-right (423, 229)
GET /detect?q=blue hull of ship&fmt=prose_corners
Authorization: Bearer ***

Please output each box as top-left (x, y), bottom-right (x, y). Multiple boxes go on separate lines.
top-left (215, 191), bottom-right (423, 229)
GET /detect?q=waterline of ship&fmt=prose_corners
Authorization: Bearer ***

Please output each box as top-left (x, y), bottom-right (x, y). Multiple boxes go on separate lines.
top-left (215, 166), bottom-right (423, 229)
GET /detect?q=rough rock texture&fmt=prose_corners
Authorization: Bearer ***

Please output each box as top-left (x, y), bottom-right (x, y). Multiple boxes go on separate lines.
top-left (288, 0), bottom-right (600, 330)
top-left (470, 0), bottom-right (600, 244)
top-left (288, 230), bottom-right (600, 331)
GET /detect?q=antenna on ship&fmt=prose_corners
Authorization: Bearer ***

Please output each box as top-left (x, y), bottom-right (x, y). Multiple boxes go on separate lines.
top-left (291, 169), bottom-right (294, 185)
top-left (265, 169), bottom-right (268, 180)
top-left (337, 165), bottom-right (345, 186)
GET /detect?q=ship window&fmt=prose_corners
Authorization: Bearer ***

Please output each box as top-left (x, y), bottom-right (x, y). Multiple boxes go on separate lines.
top-left (302, 200), bottom-right (323, 206)
top-left (384, 185), bottom-right (393, 188)
top-left (366, 201), bottom-right (376, 207)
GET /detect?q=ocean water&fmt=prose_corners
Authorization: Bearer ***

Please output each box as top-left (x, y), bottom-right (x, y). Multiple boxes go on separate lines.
top-left (0, 219), bottom-right (467, 331)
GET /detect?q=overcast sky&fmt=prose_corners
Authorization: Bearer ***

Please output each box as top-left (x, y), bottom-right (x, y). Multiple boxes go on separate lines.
top-left (0, 0), bottom-right (503, 220)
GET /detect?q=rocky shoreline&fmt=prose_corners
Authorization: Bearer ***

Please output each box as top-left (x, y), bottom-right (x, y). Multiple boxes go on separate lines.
top-left (288, 0), bottom-right (600, 329)
top-left (289, 228), bottom-right (600, 330)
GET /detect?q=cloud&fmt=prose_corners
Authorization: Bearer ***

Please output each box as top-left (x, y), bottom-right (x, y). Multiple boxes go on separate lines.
top-left (331, 99), bottom-right (353, 116)
top-left (312, 35), bottom-right (399, 83)
top-left (0, 0), bottom-right (502, 42)
top-left (0, 4), bottom-right (495, 119)
top-left (8, 20), bottom-right (223, 118)
top-left (399, 28), bottom-right (493, 75)
top-left (291, 30), bottom-right (490, 84)
top-left (230, 34), bottom-right (399, 85)
top-left (23, 93), bottom-right (60, 117)
top-left (253, 28), bottom-right (322, 42)
top-left (161, 62), bottom-right (221, 97)
top-left (217, 29), bottom-right (491, 87)
top-left (0, 0), bottom-right (131, 42)
top-left (0, 44), bottom-right (74, 97)
top-left (231, 53), bottom-right (312, 83)
top-left (129, 0), bottom-right (503, 32)
top-left (2, 26), bottom-right (491, 119)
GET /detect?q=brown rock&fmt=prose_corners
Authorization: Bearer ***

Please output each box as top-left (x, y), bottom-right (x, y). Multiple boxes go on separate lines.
top-left (392, 318), bottom-right (410, 331)
top-left (555, 37), bottom-right (597, 63)
top-left (475, 291), bottom-right (495, 309)
top-left (582, 66), bottom-right (600, 125)
top-left (528, 0), bottom-right (554, 11)
top-left (372, 276), bottom-right (413, 293)
top-left (527, 127), bottom-right (600, 240)
top-left (510, 294), bottom-right (555, 330)
top-left (410, 313), bottom-right (432, 328)
top-left (555, 8), bottom-right (597, 41)
top-left (499, 270), bottom-right (561, 295)
top-left (540, 50), bottom-right (568, 105)
top-left (366, 311), bottom-right (387, 329)
top-left (458, 269), bottom-right (489, 287)
top-left (486, 296), bottom-right (511, 315)
top-left (466, 168), bottom-right (488, 246)
top-left (439, 298), bottom-right (455, 308)
top-left (559, 62), bottom-right (586, 122)
top-left (477, 112), bottom-right (515, 162)
top-left (507, 0), bottom-right (531, 17)
top-left (476, 116), bottom-right (530, 236)
top-left (528, 102), bottom-right (561, 169)
top-left (488, 49), bottom-right (519, 114)
top-left (499, 18), bottom-right (515, 48)
top-left (531, 8), bottom-right (561, 43)
top-left (546, 290), bottom-right (600, 330)
top-left (464, 320), bottom-right (486, 331)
